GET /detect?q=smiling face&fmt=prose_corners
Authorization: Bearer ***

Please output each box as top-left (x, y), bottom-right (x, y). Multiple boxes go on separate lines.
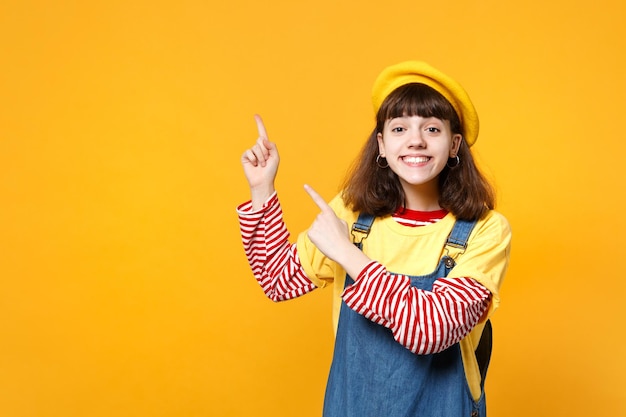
top-left (371, 83), bottom-right (464, 210)
top-left (377, 115), bottom-right (461, 209)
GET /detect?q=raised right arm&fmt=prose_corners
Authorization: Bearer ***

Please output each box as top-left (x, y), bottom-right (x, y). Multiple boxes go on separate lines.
top-left (239, 115), bottom-right (317, 300)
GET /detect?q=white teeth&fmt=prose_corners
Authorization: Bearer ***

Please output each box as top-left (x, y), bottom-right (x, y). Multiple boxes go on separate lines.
top-left (403, 156), bottom-right (429, 164)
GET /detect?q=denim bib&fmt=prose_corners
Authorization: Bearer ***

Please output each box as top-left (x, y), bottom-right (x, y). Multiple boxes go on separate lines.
top-left (323, 214), bottom-right (486, 417)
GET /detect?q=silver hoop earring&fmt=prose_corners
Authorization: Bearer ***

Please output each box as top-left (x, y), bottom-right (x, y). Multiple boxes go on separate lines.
top-left (376, 155), bottom-right (389, 168)
top-left (447, 155), bottom-right (460, 168)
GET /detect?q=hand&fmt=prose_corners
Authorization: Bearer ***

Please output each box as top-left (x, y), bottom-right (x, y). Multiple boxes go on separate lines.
top-left (241, 115), bottom-right (280, 207)
top-left (304, 185), bottom-right (373, 276)
top-left (304, 184), bottom-right (352, 262)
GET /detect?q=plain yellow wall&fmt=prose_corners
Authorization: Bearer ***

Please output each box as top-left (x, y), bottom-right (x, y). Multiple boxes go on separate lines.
top-left (1, 0), bottom-right (625, 416)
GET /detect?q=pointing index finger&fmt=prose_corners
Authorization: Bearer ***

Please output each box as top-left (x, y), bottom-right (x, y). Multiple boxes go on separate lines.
top-left (304, 184), bottom-right (332, 213)
top-left (254, 114), bottom-right (269, 139)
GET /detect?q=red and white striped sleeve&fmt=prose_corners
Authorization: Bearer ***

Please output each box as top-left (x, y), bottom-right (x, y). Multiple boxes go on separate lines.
top-left (341, 261), bottom-right (491, 355)
top-left (237, 193), bottom-right (317, 301)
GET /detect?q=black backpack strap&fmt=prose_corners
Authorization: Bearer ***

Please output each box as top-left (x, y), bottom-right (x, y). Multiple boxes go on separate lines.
top-left (475, 319), bottom-right (492, 386)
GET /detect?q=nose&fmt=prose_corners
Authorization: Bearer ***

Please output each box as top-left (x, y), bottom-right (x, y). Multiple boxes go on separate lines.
top-left (408, 129), bottom-right (426, 148)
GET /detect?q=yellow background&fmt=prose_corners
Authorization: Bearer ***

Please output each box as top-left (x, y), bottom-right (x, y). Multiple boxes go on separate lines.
top-left (1, 0), bottom-right (625, 416)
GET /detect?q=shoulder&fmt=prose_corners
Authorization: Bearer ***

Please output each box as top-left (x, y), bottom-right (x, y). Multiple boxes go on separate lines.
top-left (469, 210), bottom-right (512, 245)
top-left (479, 210), bottom-right (510, 231)
top-left (328, 192), bottom-right (359, 223)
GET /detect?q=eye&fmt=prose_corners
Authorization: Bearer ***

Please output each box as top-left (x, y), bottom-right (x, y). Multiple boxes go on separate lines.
top-left (426, 127), bottom-right (441, 133)
top-left (391, 126), bottom-right (406, 133)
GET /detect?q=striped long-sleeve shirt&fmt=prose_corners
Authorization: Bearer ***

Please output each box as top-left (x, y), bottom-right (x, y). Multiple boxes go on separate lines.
top-left (238, 193), bottom-right (491, 355)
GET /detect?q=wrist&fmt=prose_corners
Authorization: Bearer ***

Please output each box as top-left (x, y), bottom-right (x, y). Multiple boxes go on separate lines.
top-left (336, 244), bottom-right (372, 278)
top-left (250, 185), bottom-right (276, 210)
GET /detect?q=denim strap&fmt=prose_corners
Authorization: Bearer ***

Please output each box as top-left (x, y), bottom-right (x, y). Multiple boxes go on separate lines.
top-left (445, 218), bottom-right (477, 251)
top-left (350, 213), bottom-right (375, 249)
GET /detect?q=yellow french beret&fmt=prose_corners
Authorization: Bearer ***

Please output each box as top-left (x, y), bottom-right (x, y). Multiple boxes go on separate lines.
top-left (371, 61), bottom-right (479, 147)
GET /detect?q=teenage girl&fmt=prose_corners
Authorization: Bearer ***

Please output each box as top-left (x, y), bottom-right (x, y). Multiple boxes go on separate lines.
top-left (238, 61), bottom-right (511, 417)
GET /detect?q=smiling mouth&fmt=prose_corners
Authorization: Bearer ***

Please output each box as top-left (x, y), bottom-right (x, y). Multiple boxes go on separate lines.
top-left (402, 156), bottom-right (430, 164)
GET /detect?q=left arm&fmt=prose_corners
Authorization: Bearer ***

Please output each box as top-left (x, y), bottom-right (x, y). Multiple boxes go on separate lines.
top-left (303, 184), bottom-right (493, 355)
top-left (341, 262), bottom-right (491, 354)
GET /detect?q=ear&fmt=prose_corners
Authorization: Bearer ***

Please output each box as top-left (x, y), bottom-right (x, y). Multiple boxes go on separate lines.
top-left (450, 134), bottom-right (462, 157)
top-left (377, 132), bottom-right (385, 156)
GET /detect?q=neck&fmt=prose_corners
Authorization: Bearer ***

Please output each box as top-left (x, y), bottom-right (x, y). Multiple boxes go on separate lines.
top-left (402, 183), bottom-right (441, 211)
